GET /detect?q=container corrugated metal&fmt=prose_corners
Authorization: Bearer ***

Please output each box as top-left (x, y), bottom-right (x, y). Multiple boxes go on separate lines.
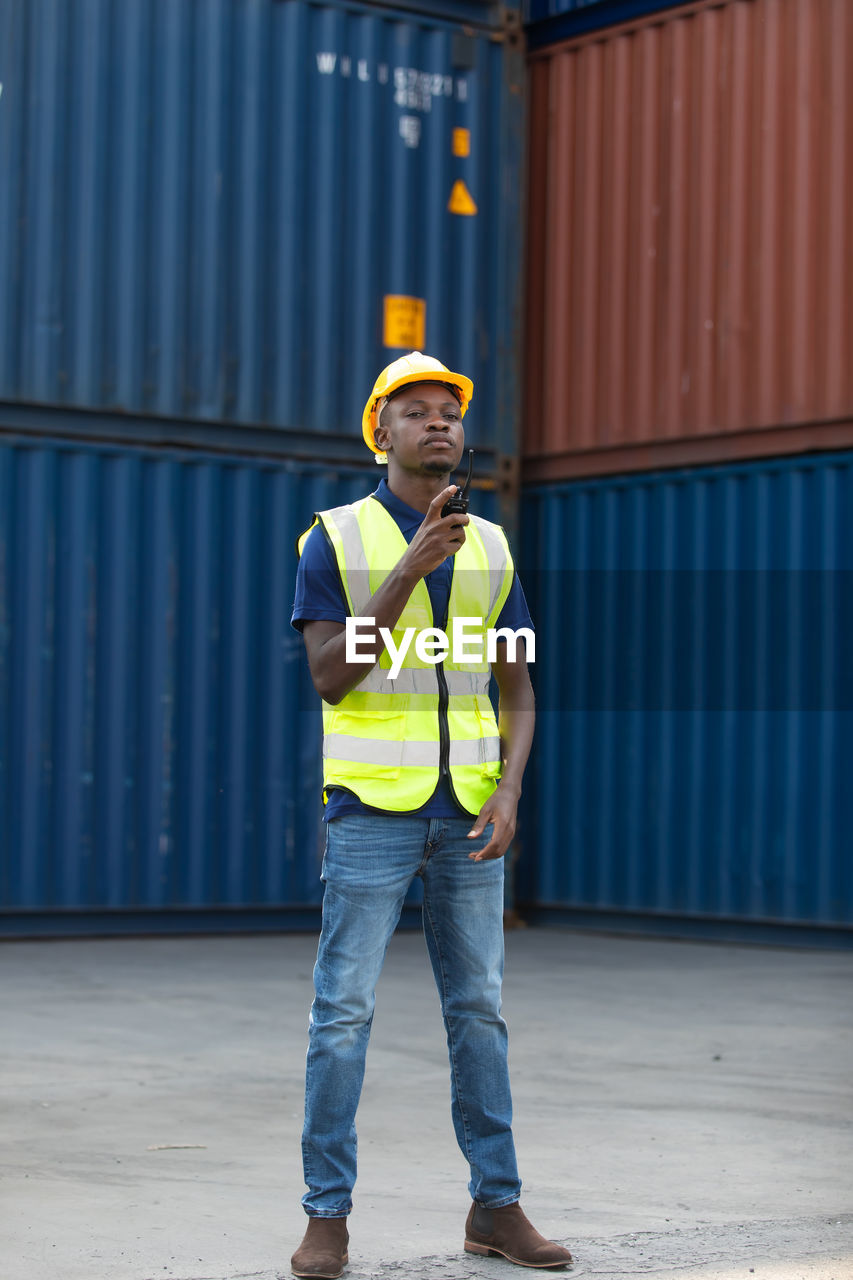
top-left (0, 0), bottom-right (524, 460)
top-left (0, 428), bottom-right (498, 935)
top-left (517, 450), bottom-right (853, 939)
top-left (525, 0), bottom-right (853, 482)
top-left (372, 0), bottom-right (509, 27)
top-left (524, 0), bottom-right (684, 47)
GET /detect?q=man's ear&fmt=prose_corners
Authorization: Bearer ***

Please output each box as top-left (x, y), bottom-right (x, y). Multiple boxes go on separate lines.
top-left (374, 422), bottom-right (390, 453)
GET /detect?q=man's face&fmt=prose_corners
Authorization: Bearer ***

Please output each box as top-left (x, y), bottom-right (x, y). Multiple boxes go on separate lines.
top-left (374, 382), bottom-right (464, 477)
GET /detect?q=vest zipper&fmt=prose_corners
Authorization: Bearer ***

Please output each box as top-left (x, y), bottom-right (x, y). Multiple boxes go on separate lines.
top-left (436, 658), bottom-right (450, 781)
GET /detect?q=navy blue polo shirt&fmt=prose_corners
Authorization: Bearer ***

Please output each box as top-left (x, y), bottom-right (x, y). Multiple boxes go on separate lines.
top-left (291, 479), bottom-right (533, 821)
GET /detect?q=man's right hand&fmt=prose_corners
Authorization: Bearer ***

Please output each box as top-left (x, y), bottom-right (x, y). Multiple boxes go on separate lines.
top-left (402, 485), bottom-right (469, 577)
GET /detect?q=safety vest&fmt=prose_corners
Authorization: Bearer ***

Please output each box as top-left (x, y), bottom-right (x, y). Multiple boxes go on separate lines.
top-left (297, 495), bottom-right (515, 814)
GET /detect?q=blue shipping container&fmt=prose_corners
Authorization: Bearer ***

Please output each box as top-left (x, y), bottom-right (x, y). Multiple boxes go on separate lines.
top-left (517, 451), bottom-right (853, 945)
top-left (523, 0), bottom-right (687, 48)
top-left (0, 0), bottom-right (524, 458)
top-left (0, 427), bottom-right (500, 935)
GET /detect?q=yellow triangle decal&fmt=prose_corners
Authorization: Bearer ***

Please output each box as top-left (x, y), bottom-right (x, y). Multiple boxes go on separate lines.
top-left (448, 179), bottom-right (478, 216)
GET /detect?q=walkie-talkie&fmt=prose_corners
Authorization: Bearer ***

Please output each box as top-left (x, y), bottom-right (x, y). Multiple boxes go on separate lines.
top-left (441, 449), bottom-right (474, 521)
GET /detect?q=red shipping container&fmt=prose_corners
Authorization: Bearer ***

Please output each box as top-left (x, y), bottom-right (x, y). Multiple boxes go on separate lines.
top-left (524, 0), bottom-right (853, 481)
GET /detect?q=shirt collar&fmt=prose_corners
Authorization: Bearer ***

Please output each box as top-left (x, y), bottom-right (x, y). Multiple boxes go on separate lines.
top-left (372, 478), bottom-right (426, 533)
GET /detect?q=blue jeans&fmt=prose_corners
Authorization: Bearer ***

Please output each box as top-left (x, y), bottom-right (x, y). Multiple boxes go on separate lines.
top-left (301, 813), bottom-right (522, 1217)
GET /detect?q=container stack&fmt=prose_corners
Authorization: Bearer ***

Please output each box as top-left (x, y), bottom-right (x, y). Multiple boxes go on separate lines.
top-left (518, 0), bottom-right (853, 941)
top-left (3, 0), bottom-right (850, 945)
top-left (0, 0), bottom-right (525, 935)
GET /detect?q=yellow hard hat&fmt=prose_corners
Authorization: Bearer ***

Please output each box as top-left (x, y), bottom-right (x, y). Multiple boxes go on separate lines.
top-left (362, 352), bottom-right (474, 462)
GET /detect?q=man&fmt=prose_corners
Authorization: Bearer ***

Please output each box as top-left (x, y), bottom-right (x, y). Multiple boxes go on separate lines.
top-left (290, 352), bottom-right (573, 1277)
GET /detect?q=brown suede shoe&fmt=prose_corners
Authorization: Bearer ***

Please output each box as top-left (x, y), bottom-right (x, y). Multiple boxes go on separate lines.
top-left (291, 1216), bottom-right (349, 1279)
top-left (464, 1201), bottom-right (573, 1269)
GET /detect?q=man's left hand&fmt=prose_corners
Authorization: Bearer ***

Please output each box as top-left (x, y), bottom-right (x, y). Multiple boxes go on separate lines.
top-left (467, 785), bottom-right (519, 861)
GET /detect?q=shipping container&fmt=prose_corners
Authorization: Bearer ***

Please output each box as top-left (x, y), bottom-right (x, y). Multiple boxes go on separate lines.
top-left (0, 0), bottom-right (524, 468)
top-left (524, 0), bottom-right (853, 482)
top-left (0, 421), bottom-right (501, 937)
top-left (516, 450), bottom-right (853, 945)
top-left (524, 0), bottom-right (684, 48)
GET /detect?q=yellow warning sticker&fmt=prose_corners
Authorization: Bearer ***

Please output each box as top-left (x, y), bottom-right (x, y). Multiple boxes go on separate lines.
top-left (383, 295), bottom-right (426, 350)
top-left (452, 128), bottom-right (471, 158)
top-left (448, 179), bottom-right (478, 216)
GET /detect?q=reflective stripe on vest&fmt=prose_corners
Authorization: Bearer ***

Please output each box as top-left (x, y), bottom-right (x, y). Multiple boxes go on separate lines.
top-left (323, 734), bottom-right (501, 769)
top-left (354, 666), bottom-right (491, 696)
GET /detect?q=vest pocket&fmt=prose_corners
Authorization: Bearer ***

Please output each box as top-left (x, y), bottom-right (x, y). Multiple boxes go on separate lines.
top-left (324, 703), bottom-right (408, 780)
top-left (474, 698), bottom-right (502, 779)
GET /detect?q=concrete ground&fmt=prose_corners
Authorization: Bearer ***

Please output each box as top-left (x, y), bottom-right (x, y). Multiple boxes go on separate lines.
top-left (2, 927), bottom-right (851, 1280)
